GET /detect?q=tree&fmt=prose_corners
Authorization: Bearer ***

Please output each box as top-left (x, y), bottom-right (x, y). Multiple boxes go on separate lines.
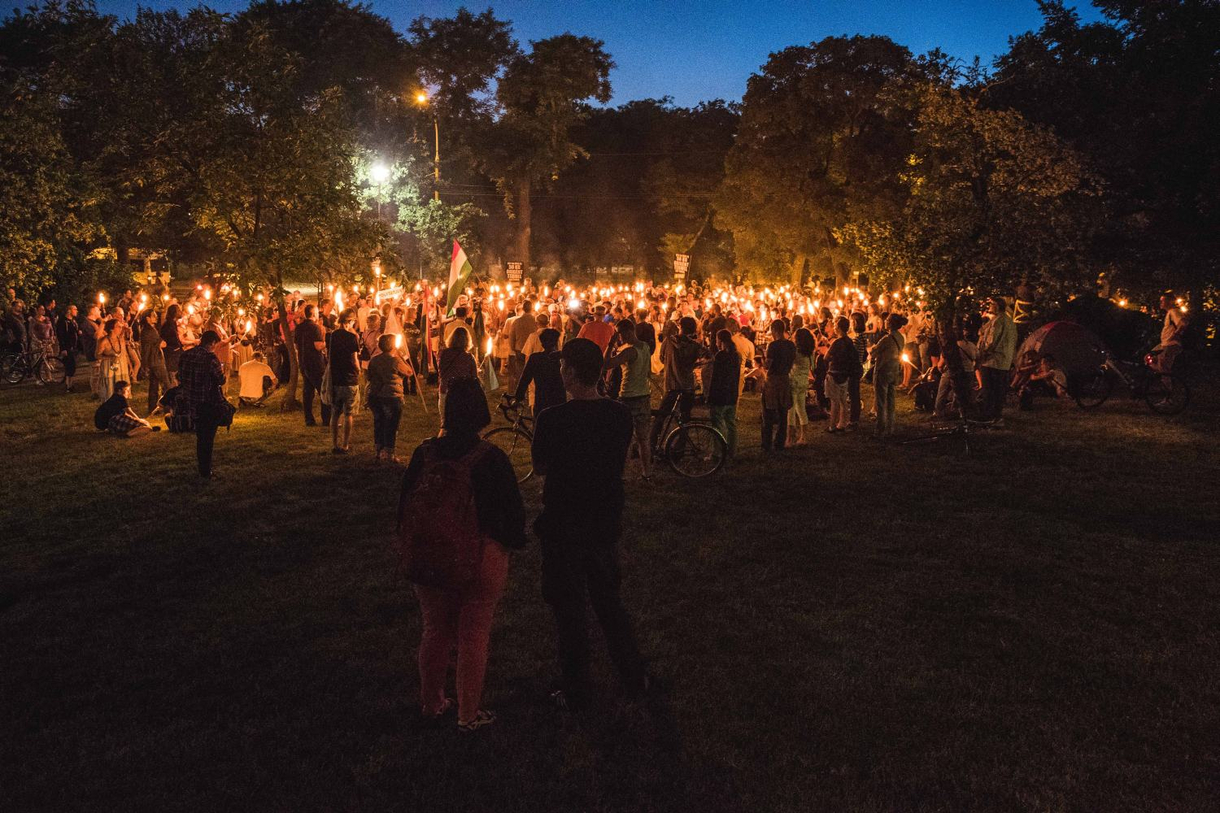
top-left (0, 79), bottom-right (104, 296)
top-left (410, 8), bottom-right (516, 123)
top-left (486, 34), bottom-right (614, 272)
top-left (844, 83), bottom-right (1098, 315)
top-left (990, 0), bottom-right (1220, 301)
top-left (715, 36), bottom-right (928, 284)
top-left (178, 23), bottom-right (386, 407)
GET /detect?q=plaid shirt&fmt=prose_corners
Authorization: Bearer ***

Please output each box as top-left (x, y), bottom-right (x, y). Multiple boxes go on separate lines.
top-left (178, 345), bottom-right (225, 408)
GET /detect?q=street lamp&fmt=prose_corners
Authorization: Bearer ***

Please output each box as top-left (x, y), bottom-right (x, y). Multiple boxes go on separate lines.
top-left (415, 90), bottom-right (440, 201)
top-left (371, 162), bottom-right (390, 219)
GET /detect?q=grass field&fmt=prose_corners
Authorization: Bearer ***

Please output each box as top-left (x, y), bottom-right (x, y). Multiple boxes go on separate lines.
top-left (2, 369), bottom-right (1218, 812)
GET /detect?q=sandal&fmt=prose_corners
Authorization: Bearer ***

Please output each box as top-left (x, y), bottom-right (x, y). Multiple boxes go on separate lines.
top-left (457, 709), bottom-right (496, 733)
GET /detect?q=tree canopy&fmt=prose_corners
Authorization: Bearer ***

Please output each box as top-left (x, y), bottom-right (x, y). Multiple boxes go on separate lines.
top-left (1, 0), bottom-right (1216, 314)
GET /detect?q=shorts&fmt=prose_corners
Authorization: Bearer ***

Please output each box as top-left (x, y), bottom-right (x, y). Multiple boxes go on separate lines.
top-left (330, 385), bottom-right (357, 415)
top-left (620, 394), bottom-right (651, 422)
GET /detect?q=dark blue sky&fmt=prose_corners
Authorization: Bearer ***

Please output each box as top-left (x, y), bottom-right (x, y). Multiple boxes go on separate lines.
top-left (92, 0), bottom-right (1104, 106)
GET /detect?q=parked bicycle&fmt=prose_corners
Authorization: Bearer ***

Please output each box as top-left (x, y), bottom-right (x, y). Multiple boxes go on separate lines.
top-left (2, 345), bottom-right (65, 385)
top-left (1073, 349), bottom-right (1189, 415)
top-left (483, 395), bottom-right (535, 484)
top-left (649, 395), bottom-right (727, 478)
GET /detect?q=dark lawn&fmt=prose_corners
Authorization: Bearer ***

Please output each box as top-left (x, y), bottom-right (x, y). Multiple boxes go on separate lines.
top-left (1, 372), bottom-right (1218, 812)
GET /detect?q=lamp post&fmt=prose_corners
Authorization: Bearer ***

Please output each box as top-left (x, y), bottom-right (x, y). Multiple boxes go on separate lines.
top-left (415, 91), bottom-right (439, 201)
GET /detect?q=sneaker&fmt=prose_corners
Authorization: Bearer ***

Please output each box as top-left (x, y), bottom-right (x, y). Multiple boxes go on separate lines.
top-left (457, 709), bottom-right (496, 733)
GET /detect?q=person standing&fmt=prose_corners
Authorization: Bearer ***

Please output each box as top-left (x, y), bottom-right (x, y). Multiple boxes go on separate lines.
top-left (326, 308), bottom-right (361, 454)
top-left (139, 310), bottom-right (171, 414)
top-left (438, 327), bottom-right (479, 425)
top-left (869, 314), bottom-right (906, 438)
top-left (707, 329), bottom-right (740, 459)
top-left (56, 304), bottom-right (80, 392)
top-left (788, 328), bottom-right (815, 446)
top-left (158, 303), bottom-right (183, 380)
top-left (976, 296), bottom-right (1017, 423)
top-left (824, 317), bottom-right (857, 433)
top-left (650, 316), bottom-right (701, 452)
top-left (296, 304), bottom-right (330, 427)
top-left (849, 312), bottom-right (869, 430)
top-left (96, 319), bottom-right (131, 403)
top-left (398, 378), bottom-right (527, 732)
top-left (602, 320), bottom-right (653, 478)
top-left (761, 320), bottom-right (796, 452)
top-left (531, 338), bottom-right (651, 710)
top-left (514, 328), bottom-right (565, 418)
top-left (179, 330), bottom-right (228, 479)
top-left (366, 334), bottom-right (415, 462)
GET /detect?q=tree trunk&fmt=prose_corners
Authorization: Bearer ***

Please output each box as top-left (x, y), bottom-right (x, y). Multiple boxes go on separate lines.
top-left (276, 284), bottom-right (300, 411)
top-left (790, 253), bottom-right (807, 286)
top-left (514, 178), bottom-right (532, 272)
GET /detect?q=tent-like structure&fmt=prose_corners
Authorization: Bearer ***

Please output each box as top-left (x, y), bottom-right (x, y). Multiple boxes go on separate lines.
top-left (1015, 321), bottom-right (1108, 378)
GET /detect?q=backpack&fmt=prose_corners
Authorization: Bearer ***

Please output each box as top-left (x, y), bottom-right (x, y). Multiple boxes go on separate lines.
top-left (397, 442), bottom-right (490, 588)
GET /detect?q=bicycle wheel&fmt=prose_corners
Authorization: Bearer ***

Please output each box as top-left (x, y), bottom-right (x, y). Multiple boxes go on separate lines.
top-left (1073, 371), bottom-right (1112, 409)
top-left (664, 422), bottom-right (727, 478)
top-left (483, 426), bottom-right (534, 483)
top-left (37, 357), bottom-right (65, 384)
top-left (1143, 373), bottom-right (1189, 415)
top-left (5, 356), bottom-right (27, 385)
top-left (0, 353), bottom-right (19, 383)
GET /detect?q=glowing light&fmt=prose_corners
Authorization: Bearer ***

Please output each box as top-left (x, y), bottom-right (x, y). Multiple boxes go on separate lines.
top-left (415, 91), bottom-right (428, 105)
top-left (370, 163), bottom-right (390, 184)
top-left (395, 333), bottom-right (403, 349)
top-left (237, 307), bottom-right (245, 316)
top-left (203, 289), bottom-right (212, 301)
top-left (1118, 299), bottom-right (1127, 307)
top-left (256, 293), bottom-right (264, 302)
top-left (902, 352), bottom-right (912, 364)
top-left (98, 293), bottom-right (105, 305)
top-left (245, 319), bottom-right (253, 333)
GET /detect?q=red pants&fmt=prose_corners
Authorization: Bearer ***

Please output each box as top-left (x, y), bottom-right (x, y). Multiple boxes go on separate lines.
top-left (414, 543), bottom-right (509, 721)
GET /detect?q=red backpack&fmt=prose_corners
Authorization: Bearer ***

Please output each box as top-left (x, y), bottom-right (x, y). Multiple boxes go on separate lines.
top-left (397, 442), bottom-right (489, 588)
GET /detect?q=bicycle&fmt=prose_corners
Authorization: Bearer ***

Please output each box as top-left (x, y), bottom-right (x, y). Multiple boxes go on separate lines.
top-left (483, 395), bottom-right (535, 484)
top-left (1073, 349), bottom-right (1189, 416)
top-left (649, 394), bottom-right (728, 478)
top-left (2, 344), bottom-right (66, 385)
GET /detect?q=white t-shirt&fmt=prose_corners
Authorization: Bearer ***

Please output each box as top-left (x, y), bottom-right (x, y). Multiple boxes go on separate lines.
top-left (239, 360), bottom-right (274, 399)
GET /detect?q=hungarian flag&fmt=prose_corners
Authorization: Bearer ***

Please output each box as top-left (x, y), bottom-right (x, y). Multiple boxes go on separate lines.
top-left (446, 240), bottom-right (473, 316)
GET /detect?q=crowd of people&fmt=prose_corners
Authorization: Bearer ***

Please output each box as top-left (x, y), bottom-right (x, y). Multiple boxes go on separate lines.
top-left (0, 276), bottom-right (1196, 733)
top-left (0, 277), bottom-right (1074, 459)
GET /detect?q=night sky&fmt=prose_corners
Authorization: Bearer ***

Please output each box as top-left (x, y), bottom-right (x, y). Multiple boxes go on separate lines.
top-left (91, 0), bottom-right (1105, 106)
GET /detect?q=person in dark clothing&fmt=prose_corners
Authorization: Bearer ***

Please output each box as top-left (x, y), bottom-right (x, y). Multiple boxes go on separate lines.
top-left (399, 378), bottom-right (527, 733)
top-left (326, 309), bottom-right (360, 453)
top-left (849, 312), bottom-right (868, 429)
top-left (159, 304), bottom-right (184, 384)
top-left (139, 309), bottom-right (171, 414)
top-left (707, 329), bottom-right (740, 458)
top-left (825, 316), bottom-right (859, 432)
top-left (531, 338), bottom-right (651, 710)
top-left (761, 320), bottom-right (796, 451)
top-left (178, 331), bottom-right (228, 478)
top-left (55, 304), bottom-right (80, 391)
top-left (513, 328), bottom-right (565, 417)
top-left (296, 305), bottom-right (330, 427)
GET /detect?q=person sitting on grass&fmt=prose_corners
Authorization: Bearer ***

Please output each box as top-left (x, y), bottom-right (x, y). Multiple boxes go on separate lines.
top-left (237, 351), bottom-right (277, 408)
top-left (93, 381), bottom-right (154, 437)
top-left (1018, 354), bottom-right (1069, 409)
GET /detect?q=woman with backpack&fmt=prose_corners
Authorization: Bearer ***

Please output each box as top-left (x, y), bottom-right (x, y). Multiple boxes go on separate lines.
top-left (397, 378), bottom-right (527, 733)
